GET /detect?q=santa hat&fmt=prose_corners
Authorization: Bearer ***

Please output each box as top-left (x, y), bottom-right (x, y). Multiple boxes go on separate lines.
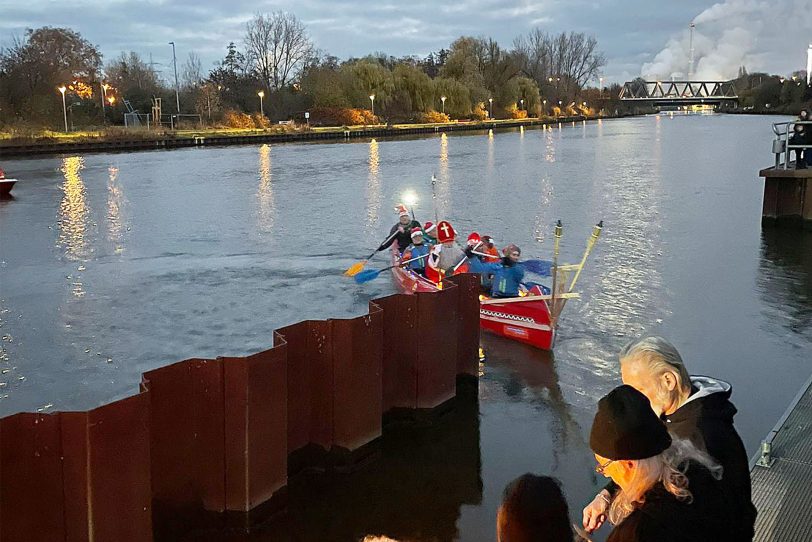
top-left (410, 227), bottom-right (423, 239)
top-left (436, 220), bottom-right (456, 243)
top-left (394, 204), bottom-right (410, 217)
top-left (423, 221), bottom-right (437, 233)
top-left (466, 232), bottom-right (481, 247)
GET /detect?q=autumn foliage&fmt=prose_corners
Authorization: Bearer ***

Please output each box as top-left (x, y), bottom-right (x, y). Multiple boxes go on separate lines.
top-left (416, 111), bottom-right (450, 123)
top-left (309, 107), bottom-right (378, 126)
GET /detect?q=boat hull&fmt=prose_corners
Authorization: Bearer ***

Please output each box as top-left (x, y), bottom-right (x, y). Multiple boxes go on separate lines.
top-left (390, 249), bottom-right (555, 349)
top-left (0, 179), bottom-right (17, 198)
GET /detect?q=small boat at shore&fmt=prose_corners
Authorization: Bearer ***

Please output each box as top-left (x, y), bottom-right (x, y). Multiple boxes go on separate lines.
top-left (388, 221), bottom-right (601, 351)
top-left (0, 167), bottom-right (18, 198)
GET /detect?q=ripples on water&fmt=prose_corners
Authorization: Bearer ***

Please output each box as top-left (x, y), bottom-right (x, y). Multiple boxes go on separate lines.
top-left (1, 114), bottom-right (810, 541)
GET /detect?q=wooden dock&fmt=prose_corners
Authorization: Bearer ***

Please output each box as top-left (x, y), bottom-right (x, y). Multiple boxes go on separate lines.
top-left (750, 373), bottom-right (812, 541)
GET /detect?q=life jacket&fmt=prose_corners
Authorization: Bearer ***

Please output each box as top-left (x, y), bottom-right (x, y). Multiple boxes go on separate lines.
top-left (404, 243), bottom-right (429, 270)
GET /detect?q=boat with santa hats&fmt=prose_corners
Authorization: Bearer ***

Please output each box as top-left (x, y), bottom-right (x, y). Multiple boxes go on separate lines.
top-left (389, 220), bottom-right (602, 351)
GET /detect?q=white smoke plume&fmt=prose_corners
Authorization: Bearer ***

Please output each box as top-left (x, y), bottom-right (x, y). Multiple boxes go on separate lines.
top-left (642, 0), bottom-right (812, 80)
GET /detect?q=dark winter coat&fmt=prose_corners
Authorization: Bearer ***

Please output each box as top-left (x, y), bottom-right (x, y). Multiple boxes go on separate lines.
top-left (379, 220), bottom-right (422, 253)
top-left (607, 462), bottom-right (733, 542)
top-left (663, 376), bottom-right (756, 541)
top-left (604, 376), bottom-right (755, 541)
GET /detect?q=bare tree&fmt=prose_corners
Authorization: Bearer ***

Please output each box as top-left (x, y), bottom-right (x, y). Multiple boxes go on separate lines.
top-left (181, 52), bottom-right (202, 89)
top-left (244, 11), bottom-right (314, 91)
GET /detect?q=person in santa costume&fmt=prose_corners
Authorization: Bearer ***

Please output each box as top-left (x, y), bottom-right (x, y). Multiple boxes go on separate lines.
top-left (402, 228), bottom-right (430, 276)
top-left (378, 204), bottom-right (422, 254)
top-left (426, 220), bottom-right (467, 282)
top-left (422, 221), bottom-right (438, 244)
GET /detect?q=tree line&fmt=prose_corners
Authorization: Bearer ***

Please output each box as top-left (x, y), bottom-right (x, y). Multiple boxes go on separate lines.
top-left (0, 13), bottom-right (610, 130)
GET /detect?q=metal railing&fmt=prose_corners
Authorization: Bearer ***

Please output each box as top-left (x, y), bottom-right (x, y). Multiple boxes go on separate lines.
top-left (771, 120), bottom-right (812, 169)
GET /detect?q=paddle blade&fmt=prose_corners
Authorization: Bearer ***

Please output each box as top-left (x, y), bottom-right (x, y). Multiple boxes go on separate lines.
top-left (344, 260), bottom-right (368, 277)
top-left (522, 259), bottom-right (553, 276)
top-left (353, 268), bottom-right (382, 284)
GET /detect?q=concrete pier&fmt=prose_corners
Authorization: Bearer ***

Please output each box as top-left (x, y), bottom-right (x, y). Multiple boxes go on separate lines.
top-left (750, 373), bottom-right (812, 541)
top-left (759, 165), bottom-right (812, 230)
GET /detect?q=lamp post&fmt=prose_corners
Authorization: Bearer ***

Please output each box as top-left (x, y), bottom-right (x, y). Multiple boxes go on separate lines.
top-left (488, 97), bottom-right (493, 119)
top-left (520, 98), bottom-right (524, 110)
top-left (169, 41), bottom-right (180, 113)
top-left (101, 82), bottom-right (110, 121)
top-left (441, 95), bottom-right (446, 114)
top-left (58, 86), bottom-right (68, 132)
top-left (369, 94), bottom-right (375, 116)
top-left (542, 99), bottom-right (547, 114)
top-left (258, 90), bottom-right (265, 117)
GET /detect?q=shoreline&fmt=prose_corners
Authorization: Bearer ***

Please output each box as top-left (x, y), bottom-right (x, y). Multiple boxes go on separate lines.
top-left (0, 114), bottom-right (630, 158)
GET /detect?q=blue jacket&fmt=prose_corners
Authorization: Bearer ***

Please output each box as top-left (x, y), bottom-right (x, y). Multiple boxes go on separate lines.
top-left (468, 257), bottom-right (525, 297)
top-left (404, 243), bottom-right (430, 270)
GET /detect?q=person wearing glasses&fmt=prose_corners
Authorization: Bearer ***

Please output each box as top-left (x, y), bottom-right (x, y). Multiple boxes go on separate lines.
top-left (588, 385), bottom-right (734, 542)
top-left (583, 337), bottom-right (754, 541)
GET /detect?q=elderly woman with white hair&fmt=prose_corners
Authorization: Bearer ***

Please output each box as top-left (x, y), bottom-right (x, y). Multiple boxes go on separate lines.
top-left (589, 385), bottom-right (734, 542)
top-left (583, 337), bottom-right (755, 541)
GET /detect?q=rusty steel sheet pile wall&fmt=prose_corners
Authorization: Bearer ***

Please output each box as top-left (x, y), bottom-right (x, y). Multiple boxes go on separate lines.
top-left (0, 276), bottom-right (480, 542)
top-left (0, 392), bottom-right (151, 542)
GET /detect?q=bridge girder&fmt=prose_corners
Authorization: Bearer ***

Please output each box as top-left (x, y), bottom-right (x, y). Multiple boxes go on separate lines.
top-left (619, 81), bottom-right (738, 102)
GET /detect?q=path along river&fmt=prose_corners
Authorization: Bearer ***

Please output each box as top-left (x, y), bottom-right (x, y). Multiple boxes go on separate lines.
top-left (1, 114), bottom-right (810, 540)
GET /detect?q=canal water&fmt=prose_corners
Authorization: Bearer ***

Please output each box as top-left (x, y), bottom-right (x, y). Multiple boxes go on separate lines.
top-left (1, 114), bottom-right (810, 541)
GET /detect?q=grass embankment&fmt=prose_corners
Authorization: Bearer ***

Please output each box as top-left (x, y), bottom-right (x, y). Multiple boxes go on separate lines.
top-left (0, 116), bottom-right (579, 148)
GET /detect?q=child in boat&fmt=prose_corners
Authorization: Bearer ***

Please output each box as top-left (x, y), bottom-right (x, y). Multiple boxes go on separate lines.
top-left (481, 236), bottom-right (501, 262)
top-left (378, 204), bottom-right (421, 254)
top-left (466, 243), bottom-right (525, 298)
top-left (402, 228), bottom-right (430, 276)
top-left (427, 220), bottom-right (467, 281)
top-left (422, 221), bottom-right (438, 244)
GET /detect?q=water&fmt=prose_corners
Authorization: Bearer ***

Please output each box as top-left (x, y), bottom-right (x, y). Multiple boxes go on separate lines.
top-left (1, 115), bottom-right (810, 541)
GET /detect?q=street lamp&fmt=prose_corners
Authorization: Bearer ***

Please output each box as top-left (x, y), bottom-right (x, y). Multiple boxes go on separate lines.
top-left (58, 86), bottom-right (68, 132)
top-left (258, 90), bottom-right (265, 117)
top-left (520, 98), bottom-right (524, 110)
top-left (369, 94), bottom-right (375, 116)
top-left (169, 41), bottom-right (180, 113)
top-left (101, 82), bottom-right (110, 120)
top-left (440, 95), bottom-right (446, 114)
top-left (488, 97), bottom-right (493, 119)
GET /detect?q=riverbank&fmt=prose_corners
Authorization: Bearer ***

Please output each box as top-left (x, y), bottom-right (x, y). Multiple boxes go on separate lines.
top-left (0, 115), bottom-right (614, 157)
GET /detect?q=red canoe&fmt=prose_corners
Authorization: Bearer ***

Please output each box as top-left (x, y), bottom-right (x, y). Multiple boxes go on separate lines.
top-left (389, 248), bottom-right (556, 350)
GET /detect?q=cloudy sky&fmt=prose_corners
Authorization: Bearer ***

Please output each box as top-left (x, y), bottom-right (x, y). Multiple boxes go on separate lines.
top-left (1, 0), bottom-right (810, 83)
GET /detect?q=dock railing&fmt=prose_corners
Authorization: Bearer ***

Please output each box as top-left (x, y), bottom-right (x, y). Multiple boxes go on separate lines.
top-left (771, 120), bottom-right (812, 169)
top-left (751, 371), bottom-right (812, 469)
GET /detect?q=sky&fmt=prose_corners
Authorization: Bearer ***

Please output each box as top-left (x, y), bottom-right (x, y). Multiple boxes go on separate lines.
top-left (1, 0), bottom-right (810, 84)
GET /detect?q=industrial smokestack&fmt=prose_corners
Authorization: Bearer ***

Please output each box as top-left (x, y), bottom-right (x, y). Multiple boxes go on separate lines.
top-left (807, 44), bottom-right (812, 85)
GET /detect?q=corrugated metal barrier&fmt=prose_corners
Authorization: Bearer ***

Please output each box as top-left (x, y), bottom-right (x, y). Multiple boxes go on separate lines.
top-left (0, 273), bottom-right (480, 542)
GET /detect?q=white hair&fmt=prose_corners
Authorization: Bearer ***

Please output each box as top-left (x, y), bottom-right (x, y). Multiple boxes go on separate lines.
top-left (609, 438), bottom-right (722, 525)
top-left (619, 336), bottom-right (691, 393)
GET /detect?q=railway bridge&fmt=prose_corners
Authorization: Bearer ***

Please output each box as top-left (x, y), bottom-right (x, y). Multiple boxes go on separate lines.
top-left (619, 80), bottom-right (738, 106)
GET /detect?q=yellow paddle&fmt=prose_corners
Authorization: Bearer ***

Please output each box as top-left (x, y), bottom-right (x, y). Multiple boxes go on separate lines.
top-left (344, 230), bottom-right (399, 276)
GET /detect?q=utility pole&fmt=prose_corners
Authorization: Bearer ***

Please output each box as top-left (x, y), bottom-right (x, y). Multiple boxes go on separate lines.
top-left (688, 22), bottom-right (696, 82)
top-left (169, 42), bottom-right (180, 113)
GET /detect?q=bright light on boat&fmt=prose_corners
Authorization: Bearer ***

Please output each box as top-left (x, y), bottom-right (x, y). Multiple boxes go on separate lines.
top-left (402, 191), bottom-right (418, 207)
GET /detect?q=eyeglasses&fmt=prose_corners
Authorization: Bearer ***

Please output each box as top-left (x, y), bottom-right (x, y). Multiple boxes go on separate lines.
top-left (595, 459), bottom-right (615, 475)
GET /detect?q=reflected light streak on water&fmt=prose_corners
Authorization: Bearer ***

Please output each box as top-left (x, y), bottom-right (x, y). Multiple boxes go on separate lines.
top-left (58, 156), bottom-right (90, 262)
top-left (106, 166), bottom-right (125, 254)
top-left (436, 133), bottom-right (450, 219)
top-left (257, 144), bottom-right (274, 234)
top-left (366, 138), bottom-right (380, 233)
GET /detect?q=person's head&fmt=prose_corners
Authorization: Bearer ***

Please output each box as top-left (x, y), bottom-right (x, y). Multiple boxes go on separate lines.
top-left (589, 385), bottom-right (721, 524)
top-left (795, 123), bottom-right (805, 134)
top-left (467, 232), bottom-right (482, 247)
top-left (800, 109), bottom-right (809, 120)
top-left (503, 244), bottom-right (521, 263)
top-left (423, 221), bottom-right (437, 236)
top-left (497, 474), bottom-right (572, 542)
top-left (411, 228), bottom-right (424, 245)
top-left (395, 204), bottom-right (411, 225)
top-left (618, 336), bottom-right (691, 416)
top-left (483, 235), bottom-right (495, 249)
top-left (436, 220), bottom-right (456, 245)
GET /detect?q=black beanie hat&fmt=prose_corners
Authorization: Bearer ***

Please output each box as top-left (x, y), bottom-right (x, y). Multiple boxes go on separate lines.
top-left (589, 385), bottom-right (672, 460)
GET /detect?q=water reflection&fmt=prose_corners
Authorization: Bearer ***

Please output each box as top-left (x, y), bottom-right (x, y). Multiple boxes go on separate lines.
top-left (257, 144), bottom-right (275, 234)
top-left (57, 156), bottom-right (91, 261)
top-left (170, 394), bottom-right (482, 542)
top-left (436, 133), bottom-right (451, 218)
top-left (106, 165), bottom-right (126, 254)
top-left (366, 139), bottom-right (381, 233)
top-left (758, 228), bottom-right (812, 338)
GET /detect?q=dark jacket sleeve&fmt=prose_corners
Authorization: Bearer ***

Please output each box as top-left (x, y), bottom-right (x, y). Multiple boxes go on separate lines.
top-left (378, 224), bottom-right (400, 250)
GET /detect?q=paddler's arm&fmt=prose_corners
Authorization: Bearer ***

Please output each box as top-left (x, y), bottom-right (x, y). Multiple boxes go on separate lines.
top-left (464, 248), bottom-right (499, 274)
top-left (377, 224), bottom-right (401, 251)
